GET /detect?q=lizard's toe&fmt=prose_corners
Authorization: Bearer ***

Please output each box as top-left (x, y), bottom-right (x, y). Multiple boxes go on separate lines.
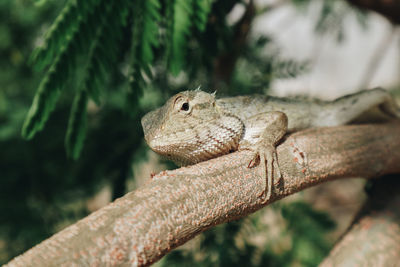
top-left (247, 152), bottom-right (260, 168)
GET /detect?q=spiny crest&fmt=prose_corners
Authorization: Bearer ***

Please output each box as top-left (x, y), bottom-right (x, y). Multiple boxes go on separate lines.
top-left (178, 89), bottom-right (216, 108)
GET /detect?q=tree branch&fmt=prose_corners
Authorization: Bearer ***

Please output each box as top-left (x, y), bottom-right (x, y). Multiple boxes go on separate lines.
top-left (320, 174), bottom-right (400, 266)
top-left (346, 0), bottom-right (400, 24)
top-left (6, 122), bottom-right (400, 267)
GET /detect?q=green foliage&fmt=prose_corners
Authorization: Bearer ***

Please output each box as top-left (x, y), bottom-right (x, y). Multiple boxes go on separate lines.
top-left (167, 0), bottom-right (194, 75)
top-left (280, 202), bottom-right (336, 266)
top-left (127, 0), bottom-right (161, 114)
top-left (23, 0), bottom-right (132, 157)
top-left (21, 62), bottom-right (62, 139)
top-left (65, 89), bottom-right (88, 160)
top-left (83, 0), bottom-right (130, 104)
top-left (30, 0), bottom-right (101, 70)
top-left (193, 0), bottom-right (214, 32)
top-left (22, 0), bottom-right (122, 140)
top-left (64, 0), bottom-right (130, 158)
top-left (134, 0), bottom-right (161, 71)
top-left (165, 0), bottom-right (213, 75)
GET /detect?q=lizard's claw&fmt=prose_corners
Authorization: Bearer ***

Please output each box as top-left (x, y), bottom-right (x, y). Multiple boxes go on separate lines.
top-left (248, 153), bottom-right (259, 168)
top-left (248, 145), bottom-right (281, 203)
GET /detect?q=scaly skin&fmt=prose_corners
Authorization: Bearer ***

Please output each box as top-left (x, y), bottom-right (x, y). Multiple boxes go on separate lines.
top-left (141, 88), bottom-right (399, 202)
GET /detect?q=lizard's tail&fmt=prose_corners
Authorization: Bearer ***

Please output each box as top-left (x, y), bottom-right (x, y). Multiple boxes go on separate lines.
top-left (316, 88), bottom-right (400, 127)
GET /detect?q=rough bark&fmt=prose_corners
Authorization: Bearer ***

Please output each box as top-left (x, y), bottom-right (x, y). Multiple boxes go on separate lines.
top-left (320, 175), bottom-right (400, 267)
top-left (347, 0), bottom-right (400, 24)
top-left (6, 122), bottom-right (400, 267)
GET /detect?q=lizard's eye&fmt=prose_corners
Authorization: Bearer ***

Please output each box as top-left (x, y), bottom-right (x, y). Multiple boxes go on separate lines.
top-left (174, 96), bottom-right (191, 113)
top-left (181, 102), bottom-right (189, 111)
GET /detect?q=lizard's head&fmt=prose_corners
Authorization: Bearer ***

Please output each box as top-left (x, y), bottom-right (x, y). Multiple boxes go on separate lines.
top-left (141, 90), bottom-right (243, 166)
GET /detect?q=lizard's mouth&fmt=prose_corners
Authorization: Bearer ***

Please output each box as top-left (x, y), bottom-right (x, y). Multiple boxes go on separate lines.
top-left (148, 145), bottom-right (194, 167)
top-left (141, 108), bottom-right (163, 141)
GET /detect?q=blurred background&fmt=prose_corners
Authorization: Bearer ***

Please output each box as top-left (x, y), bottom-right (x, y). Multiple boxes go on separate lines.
top-left (1, 0), bottom-right (399, 265)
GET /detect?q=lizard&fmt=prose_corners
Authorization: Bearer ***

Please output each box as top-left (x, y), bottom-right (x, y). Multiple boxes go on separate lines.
top-left (141, 87), bottom-right (400, 203)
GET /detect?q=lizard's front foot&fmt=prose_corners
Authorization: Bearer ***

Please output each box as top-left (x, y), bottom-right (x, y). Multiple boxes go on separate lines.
top-left (244, 143), bottom-right (281, 204)
top-left (239, 111), bottom-right (287, 204)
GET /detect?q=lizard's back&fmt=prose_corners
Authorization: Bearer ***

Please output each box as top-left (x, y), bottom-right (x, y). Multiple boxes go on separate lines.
top-left (217, 95), bottom-right (321, 131)
top-left (217, 88), bottom-right (399, 131)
